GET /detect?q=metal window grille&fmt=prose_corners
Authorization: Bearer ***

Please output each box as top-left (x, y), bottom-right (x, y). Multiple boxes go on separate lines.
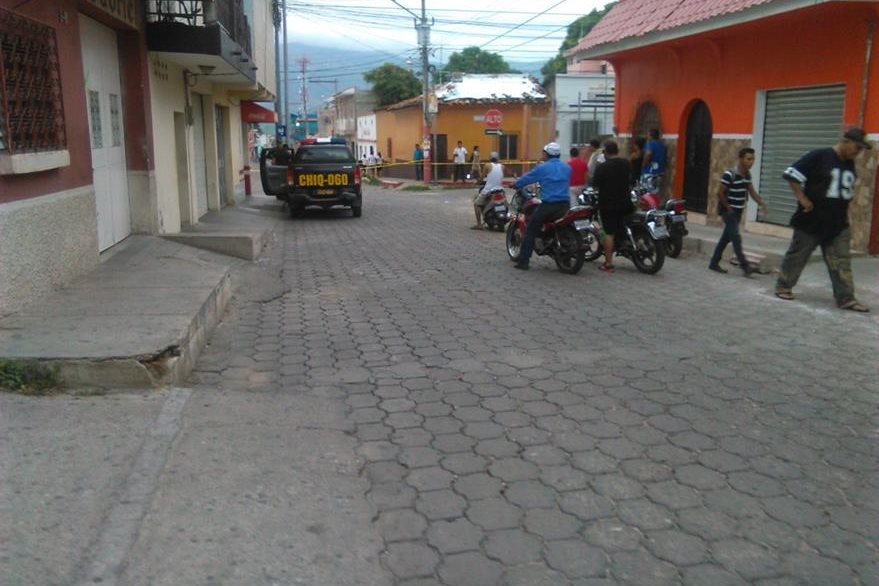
top-left (0, 7), bottom-right (66, 154)
top-left (571, 120), bottom-right (599, 145)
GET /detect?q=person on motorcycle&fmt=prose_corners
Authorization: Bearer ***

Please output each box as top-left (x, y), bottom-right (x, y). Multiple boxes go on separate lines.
top-left (472, 152), bottom-right (504, 229)
top-left (513, 142), bottom-right (572, 270)
top-left (592, 141), bottom-right (633, 273)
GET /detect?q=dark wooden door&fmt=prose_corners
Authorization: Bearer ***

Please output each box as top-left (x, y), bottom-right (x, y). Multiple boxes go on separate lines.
top-left (432, 134), bottom-right (448, 180)
top-left (682, 101), bottom-right (712, 213)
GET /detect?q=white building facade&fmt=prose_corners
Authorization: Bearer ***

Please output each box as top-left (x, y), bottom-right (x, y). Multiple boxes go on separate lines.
top-left (552, 71), bottom-right (615, 150)
top-left (356, 114), bottom-right (377, 160)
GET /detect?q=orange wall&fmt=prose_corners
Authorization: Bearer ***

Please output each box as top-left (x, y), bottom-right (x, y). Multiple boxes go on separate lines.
top-left (376, 102), bottom-right (553, 167)
top-left (610, 3), bottom-right (879, 135)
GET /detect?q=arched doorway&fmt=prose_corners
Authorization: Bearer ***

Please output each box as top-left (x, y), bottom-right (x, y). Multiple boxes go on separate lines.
top-left (631, 101), bottom-right (661, 141)
top-left (682, 101), bottom-right (712, 213)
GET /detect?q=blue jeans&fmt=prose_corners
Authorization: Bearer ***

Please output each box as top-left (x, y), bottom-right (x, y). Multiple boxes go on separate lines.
top-left (710, 209), bottom-right (750, 270)
top-left (518, 201), bottom-right (570, 266)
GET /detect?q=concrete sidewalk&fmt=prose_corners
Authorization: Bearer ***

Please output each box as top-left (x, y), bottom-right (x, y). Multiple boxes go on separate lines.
top-left (0, 192), bottom-right (286, 389)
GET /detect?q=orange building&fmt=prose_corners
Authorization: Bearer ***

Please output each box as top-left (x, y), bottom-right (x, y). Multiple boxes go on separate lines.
top-left (375, 74), bottom-right (552, 180)
top-left (567, 0), bottom-right (879, 252)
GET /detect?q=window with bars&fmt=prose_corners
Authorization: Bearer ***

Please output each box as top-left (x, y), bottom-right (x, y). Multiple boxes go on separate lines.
top-left (0, 7), bottom-right (67, 154)
top-left (571, 120), bottom-right (599, 146)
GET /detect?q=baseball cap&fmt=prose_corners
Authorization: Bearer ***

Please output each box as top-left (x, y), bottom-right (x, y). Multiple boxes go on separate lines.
top-left (543, 142), bottom-right (561, 156)
top-left (843, 127), bottom-right (872, 150)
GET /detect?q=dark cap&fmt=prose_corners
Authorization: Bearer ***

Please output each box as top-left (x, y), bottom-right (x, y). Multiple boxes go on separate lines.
top-left (843, 127), bottom-right (872, 149)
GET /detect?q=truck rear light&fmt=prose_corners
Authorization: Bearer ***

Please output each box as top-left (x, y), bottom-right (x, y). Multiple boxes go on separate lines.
top-left (493, 193), bottom-right (505, 201)
top-left (354, 165), bottom-right (361, 185)
top-left (287, 168), bottom-right (294, 185)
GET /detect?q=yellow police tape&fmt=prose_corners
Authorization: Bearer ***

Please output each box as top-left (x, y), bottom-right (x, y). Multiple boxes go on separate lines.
top-left (363, 159), bottom-right (541, 170)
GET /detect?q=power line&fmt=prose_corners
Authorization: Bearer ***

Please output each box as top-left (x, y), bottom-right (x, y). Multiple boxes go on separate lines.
top-left (479, 0), bottom-right (572, 48)
top-left (388, 0), bottom-right (419, 19)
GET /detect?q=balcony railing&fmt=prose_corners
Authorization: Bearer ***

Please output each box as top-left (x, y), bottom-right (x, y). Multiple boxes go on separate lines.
top-left (145, 1), bottom-right (251, 58)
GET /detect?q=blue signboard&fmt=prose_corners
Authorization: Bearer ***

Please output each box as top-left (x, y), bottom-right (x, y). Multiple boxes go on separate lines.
top-left (276, 124), bottom-right (287, 138)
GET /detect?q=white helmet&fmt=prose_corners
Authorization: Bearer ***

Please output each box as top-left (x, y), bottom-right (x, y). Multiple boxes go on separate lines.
top-left (543, 142), bottom-right (561, 157)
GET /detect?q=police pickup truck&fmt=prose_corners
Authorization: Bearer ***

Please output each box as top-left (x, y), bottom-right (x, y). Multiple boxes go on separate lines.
top-left (260, 137), bottom-right (362, 217)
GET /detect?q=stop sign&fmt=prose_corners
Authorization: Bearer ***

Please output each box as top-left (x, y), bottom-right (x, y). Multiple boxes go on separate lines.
top-left (484, 109), bottom-right (503, 129)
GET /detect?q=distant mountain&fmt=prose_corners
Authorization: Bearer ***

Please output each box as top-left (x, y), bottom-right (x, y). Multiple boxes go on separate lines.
top-left (278, 42), bottom-right (547, 116)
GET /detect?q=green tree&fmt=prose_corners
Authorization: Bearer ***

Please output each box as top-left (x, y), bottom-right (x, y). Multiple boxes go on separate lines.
top-left (442, 47), bottom-right (517, 76)
top-left (363, 63), bottom-right (421, 107)
top-left (541, 2), bottom-right (617, 86)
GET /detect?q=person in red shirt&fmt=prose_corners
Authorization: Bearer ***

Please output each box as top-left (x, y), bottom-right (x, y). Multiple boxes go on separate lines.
top-left (568, 146), bottom-right (588, 206)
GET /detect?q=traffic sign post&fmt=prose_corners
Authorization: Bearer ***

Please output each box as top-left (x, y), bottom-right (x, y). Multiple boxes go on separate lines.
top-left (484, 128), bottom-right (503, 136)
top-left (484, 109), bottom-right (503, 129)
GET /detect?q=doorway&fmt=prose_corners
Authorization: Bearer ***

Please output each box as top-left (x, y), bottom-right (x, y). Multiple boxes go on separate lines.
top-left (682, 100), bottom-right (712, 213)
top-left (215, 105), bottom-right (227, 204)
top-left (80, 14), bottom-right (130, 251)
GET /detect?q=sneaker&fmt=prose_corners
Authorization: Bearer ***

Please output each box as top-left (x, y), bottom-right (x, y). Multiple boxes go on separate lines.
top-left (708, 264), bottom-right (728, 274)
top-left (513, 263), bottom-right (529, 271)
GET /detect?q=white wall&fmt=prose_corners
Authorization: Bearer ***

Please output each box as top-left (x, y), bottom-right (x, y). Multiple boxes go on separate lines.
top-left (554, 73), bottom-right (616, 150)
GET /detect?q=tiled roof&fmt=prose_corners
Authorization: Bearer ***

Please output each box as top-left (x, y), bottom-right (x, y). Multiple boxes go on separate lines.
top-left (567, 0), bottom-right (776, 55)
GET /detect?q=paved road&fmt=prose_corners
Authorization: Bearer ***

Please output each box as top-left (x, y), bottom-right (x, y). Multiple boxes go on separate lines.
top-left (3, 187), bottom-right (877, 585)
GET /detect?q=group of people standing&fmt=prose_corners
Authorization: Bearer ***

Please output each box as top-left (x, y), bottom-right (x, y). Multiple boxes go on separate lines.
top-left (501, 126), bottom-right (871, 313)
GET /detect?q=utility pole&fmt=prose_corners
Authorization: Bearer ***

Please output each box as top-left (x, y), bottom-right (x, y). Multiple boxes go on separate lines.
top-left (417, 0), bottom-right (432, 183)
top-left (298, 57), bottom-right (310, 136)
top-left (273, 0), bottom-right (282, 142)
top-left (281, 0), bottom-right (288, 144)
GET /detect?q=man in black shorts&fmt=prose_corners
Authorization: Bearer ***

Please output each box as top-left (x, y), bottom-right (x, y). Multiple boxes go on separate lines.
top-left (592, 141), bottom-right (633, 273)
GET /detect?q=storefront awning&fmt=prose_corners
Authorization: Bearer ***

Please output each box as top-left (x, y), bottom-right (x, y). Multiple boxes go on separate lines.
top-left (241, 101), bottom-right (277, 123)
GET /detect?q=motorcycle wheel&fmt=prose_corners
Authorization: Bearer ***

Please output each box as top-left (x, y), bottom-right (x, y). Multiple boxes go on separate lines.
top-left (506, 222), bottom-right (523, 261)
top-left (554, 227), bottom-right (586, 275)
top-left (631, 229), bottom-right (665, 274)
top-left (666, 231), bottom-right (683, 258)
top-left (582, 226), bottom-right (603, 262)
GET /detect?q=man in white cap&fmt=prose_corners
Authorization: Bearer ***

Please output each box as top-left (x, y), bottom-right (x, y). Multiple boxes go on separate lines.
top-left (512, 142), bottom-right (572, 270)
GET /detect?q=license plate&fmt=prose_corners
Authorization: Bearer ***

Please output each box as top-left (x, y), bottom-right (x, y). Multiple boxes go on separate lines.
top-left (651, 225), bottom-right (669, 238)
top-left (574, 220), bottom-right (592, 231)
top-left (298, 173), bottom-right (350, 188)
top-left (315, 189), bottom-right (335, 196)
top-left (672, 215), bottom-right (686, 222)
top-left (494, 205), bottom-right (506, 212)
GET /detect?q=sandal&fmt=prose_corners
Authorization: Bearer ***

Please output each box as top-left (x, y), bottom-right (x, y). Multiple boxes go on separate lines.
top-left (840, 300), bottom-right (870, 313)
top-left (774, 290), bottom-right (795, 301)
top-left (598, 263), bottom-right (615, 273)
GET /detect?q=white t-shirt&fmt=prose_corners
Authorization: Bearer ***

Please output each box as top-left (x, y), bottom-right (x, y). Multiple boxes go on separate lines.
top-left (453, 146), bottom-right (468, 164)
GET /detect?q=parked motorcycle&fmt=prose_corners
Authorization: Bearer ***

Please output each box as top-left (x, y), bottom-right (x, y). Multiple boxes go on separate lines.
top-left (505, 187), bottom-right (591, 274)
top-left (574, 188), bottom-right (604, 262)
top-left (476, 182), bottom-right (510, 231)
top-left (579, 186), bottom-right (669, 274)
top-left (633, 174), bottom-right (688, 258)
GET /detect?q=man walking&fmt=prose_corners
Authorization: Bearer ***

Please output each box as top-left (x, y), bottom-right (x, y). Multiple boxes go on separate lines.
top-left (591, 141), bottom-right (633, 273)
top-left (452, 141), bottom-right (468, 183)
top-left (708, 147), bottom-right (768, 275)
top-left (513, 143), bottom-right (572, 270)
top-left (774, 127), bottom-right (871, 312)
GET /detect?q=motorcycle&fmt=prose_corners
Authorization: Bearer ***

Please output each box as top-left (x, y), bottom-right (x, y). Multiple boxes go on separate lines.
top-left (476, 182), bottom-right (510, 231)
top-left (505, 187), bottom-right (592, 274)
top-left (574, 188), bottom-right (604, 262)
top-left (633, 174), bottom-right (688, 258)
top-left (579, 186), bottom-right (669, 274)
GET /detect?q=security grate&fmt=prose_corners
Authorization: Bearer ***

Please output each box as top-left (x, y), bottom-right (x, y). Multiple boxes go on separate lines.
top-left (0, 7), bottom-right (66, 154)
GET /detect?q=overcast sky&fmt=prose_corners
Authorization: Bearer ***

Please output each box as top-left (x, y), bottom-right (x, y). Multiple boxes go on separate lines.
top-left (285, 0), bottom-right (611, 63)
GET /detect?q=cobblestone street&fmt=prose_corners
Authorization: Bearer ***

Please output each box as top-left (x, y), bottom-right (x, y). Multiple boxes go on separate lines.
top-left (4, 186), bottom-right (876, 586)
top-left (188, 187), bottom-right (877, 585)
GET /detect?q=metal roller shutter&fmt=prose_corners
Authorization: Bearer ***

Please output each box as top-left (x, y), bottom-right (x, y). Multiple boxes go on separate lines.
top-left (759, 85), bottom-right (845, 225)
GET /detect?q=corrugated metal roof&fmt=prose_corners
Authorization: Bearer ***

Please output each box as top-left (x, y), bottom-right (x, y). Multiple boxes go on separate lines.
top-left (567, 0), bottom-right (776, 55)
top-left (436, 74), bottom-right (547, 103)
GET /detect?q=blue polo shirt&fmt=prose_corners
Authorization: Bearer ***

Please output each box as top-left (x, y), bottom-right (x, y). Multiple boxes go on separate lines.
top-left (515, 158), bottom-right (572, 203)
top-left (642, 139), bottom-right (667, 175)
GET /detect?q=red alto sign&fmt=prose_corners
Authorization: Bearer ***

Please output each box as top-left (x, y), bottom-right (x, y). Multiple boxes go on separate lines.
top-left (484, 109), bottom-right (503, 129)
